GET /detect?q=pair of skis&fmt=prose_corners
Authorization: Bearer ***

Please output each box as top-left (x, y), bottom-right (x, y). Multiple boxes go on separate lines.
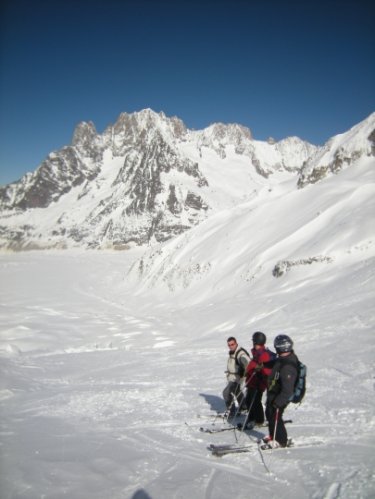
top-left (209, 437), bottom-right (323, 456)
top-left (208, 438), bottom-right (285, 457)
top-left (199, 421), bottom-right (264, 434)
top-left (209, 439), bottom-right (295, 456)
top-left (209, 442), bottom-right (257, 456)
top-left (200, 418), bottom-right (292, 434)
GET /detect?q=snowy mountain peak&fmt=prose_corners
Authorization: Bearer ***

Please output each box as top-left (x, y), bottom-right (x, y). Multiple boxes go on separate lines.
top-left (0, 110), bottom-right (373, 250)
top-left (72, 121), bottom-right (98, 147)
top-left (201, 122), bottom-right (253, 142)
top-left (298, 112), bottom-right (375, 187)
top-left (108, 109), bottom-right (187, 146)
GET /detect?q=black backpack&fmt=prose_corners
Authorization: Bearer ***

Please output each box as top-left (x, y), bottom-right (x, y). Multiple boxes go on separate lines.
top-left (234, 347), bottom-right (250, 377)
top-left (289, 359), bottom-right (307, 404)
top-left (269, 357), bottom-right (307, 404)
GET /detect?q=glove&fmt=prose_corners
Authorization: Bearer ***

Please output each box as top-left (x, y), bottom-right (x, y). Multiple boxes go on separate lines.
top-left (254, 363), bottom-right (263, 372)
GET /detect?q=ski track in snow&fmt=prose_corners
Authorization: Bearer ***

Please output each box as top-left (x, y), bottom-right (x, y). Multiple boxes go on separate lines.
top-left (0, 252), bottom-right (375, 499)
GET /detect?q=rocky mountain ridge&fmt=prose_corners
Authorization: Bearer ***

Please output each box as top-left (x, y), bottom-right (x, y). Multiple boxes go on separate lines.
top-left (0, 109), bottom-right (373, 250)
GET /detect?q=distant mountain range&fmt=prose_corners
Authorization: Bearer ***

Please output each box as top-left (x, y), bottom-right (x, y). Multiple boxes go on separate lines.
top-left (0, 109), bottom-right (374, 251)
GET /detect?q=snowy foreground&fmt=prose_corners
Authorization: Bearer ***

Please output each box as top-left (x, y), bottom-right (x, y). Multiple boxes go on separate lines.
top-left (0, 248), bottom-right (374, 499)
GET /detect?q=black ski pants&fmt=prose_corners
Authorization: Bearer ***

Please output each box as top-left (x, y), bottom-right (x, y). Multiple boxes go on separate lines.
top-left (265, 403), bottom-right (288, 446)
top-left (245, 388), bottom-right (265, 424)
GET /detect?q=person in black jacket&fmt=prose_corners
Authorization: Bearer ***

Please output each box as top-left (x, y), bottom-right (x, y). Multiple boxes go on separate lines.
top-left (265, 334), bottom-right (298, 448)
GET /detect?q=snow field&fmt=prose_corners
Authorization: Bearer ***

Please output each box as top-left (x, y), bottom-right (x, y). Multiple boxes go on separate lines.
top-left (0, 249), bottom-right (374, 499)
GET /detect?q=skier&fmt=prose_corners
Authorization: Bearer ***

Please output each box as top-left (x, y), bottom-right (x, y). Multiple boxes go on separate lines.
top-left (244, 332), bottom-right (275, 426)
top-left (223, 337), bottom-right (250, 413)
top-left (264, 334), bottom-right (298, 448)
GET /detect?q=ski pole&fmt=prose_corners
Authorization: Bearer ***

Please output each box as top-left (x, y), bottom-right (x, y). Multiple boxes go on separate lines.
top-left (239, 389), bottom-right (258, 432)
top-left (225, 370), bottom-right (255, 422)
top-left (228, 387), bottom-right (246, 421)
top-left (236, 370), bottom-right (256, 415)
top-left (235, 371), bottom-right (257, 427)
top-left (230, 385), bottom-right (248, 421)
top-left (230, 371), bottom-right (253, 419)
top-left (272, 408), bottom-right (279, 448)
top-left (222, 391), bottom-right (238, 422)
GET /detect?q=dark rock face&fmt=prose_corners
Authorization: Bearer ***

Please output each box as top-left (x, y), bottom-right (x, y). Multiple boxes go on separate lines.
top-left (185, 192), bottom-right (208, 211)
top-left (117, 134), bottom-right (207, 216)
top-left (297, 148), bottom-right (362, 188)
top-left (0, 146), bottom-right (100, 211)
top-left (167, 185), bottom-right (181, 214)
top-left (367, 128), bottom-right (375, 156)
top-left (0, 110), bottom-right (213, 249)
top-left (272, 256), bottom-right (333, 278)
top-left (297, 119), bottom-right (375, 189)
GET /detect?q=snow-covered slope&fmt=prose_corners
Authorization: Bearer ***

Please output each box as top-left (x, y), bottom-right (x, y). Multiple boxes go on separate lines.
top-left (0, 245), bottom-right (374, 498)
top-left (0, 113), bottom-right (374, 497)
top-left (129, 154), bottom-right (375, 300)
top-left (298, 112), bottom-right (375, 187)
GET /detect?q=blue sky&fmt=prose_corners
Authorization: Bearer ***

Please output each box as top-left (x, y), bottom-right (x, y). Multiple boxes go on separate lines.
top-left (0, 0), bottom-right (374, 185)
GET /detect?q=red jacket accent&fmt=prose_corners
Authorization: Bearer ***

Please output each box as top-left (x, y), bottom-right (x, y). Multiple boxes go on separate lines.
top-left (245, 346), bottom-right (274, 392)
